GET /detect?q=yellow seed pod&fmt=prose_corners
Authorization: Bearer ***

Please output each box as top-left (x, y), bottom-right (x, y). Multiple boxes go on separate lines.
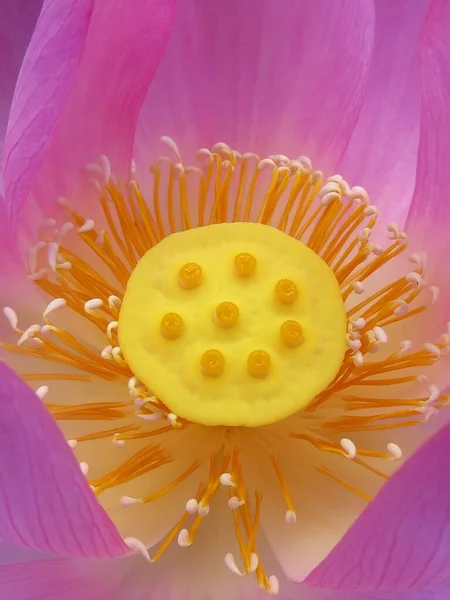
top-left (178, 262), bottom-right (203, 289)
top-left (214, 301), bottom-right (240, 329)
top-left (247, 350), bottom-right (271, 379)
top-left (160, 312), bottom-right (184, 340)
top-left (201, 349), bottom-right (225, 378)
top-left (280, 320), bottom-right (304, 348)
top-left (234, 253), bottom-right (257, 277)
top-left (275, 279), bottom-right (298, 305)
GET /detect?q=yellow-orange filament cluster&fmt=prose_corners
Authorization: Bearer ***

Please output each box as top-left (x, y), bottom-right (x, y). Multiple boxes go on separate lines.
top-left (275, 279), bottom-right (298, 305)
top-left (234, 252), bottom-right (257, 277)
top-left (214, 301), bottom-right (239, 329)
top-left (3, 141), bottom-right (448, 596)
top-left (178, 262), bottom-right (203, 289)
top-left (201, 349), bottom-right (225, 378)
top-left (280, 320), bottom-right (304, 348)
top-left (247, 350), bottom-right (271, 379)
top-left (160, 312), bottom-right (184, 340)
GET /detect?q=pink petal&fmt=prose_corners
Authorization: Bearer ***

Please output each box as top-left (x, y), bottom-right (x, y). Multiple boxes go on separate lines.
top-left (3, 0), bottom-right (175, 229)
top-left (0, 1), bottom-right (42, 162)
top-left (0, 362), bottom-right (128, 558)
top-left (337, 0), bottom-right (429, 229)
top-left (0, 556), bottom-right (140, 600)
top-left (403, 0), bottom-right (450, 342)
top-left (2, 0), bottom-right (95, 226)
top-left (135, 0), bottom-right (375, 174)
top-left (306, 421), bottom-right (450, 590)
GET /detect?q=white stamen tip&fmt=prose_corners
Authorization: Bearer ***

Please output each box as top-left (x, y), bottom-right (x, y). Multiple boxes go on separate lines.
top-left (161, 136), bottom-right (182, 161)
top-left (84, 298), bottom-right (103, 313)
top-left (67, 439), bottom-right (78, 449)
top-left (3, 307), bottom-right (19, 331)
top-left (268, 575), bottom-right (280, 595)
top-left (198, 503), bottom-right (210, 517)
top-left (352, 351), bottom-right (364, 367)
top-left (177, 528), bottom-right (191, 547)
top-left (107, 321), bottom-right (118, 337)
top-left (120, 496), bottom-right (142, 507)
top-left (430, 286), bottom-right (439, 304)
top-left (124, 537), bottom-right (152, 562)
top-left (399, 340), bottom-right (412, 354)
top-left (220, 473), bottom-right (237, 488)
top-left (406, 272), bottom-right (422, 287)
top-left (427, 384), bottom-right (440, 404)
top-left (340, 438), bottom-right (357, 459)
top-left (43, 298), bottom-right (66, 319)
top-left (387, 443), bottom-right (402, 460)
top-left (36, 385), bottom-right (49, 400)
top-left (373, 326), bottom-right (388, 344)
top-left (351, 317), bottom-right (366, 330)
top-left (79, 462), bottom-right (89, 476)
top-left (424, 343), bottom-right (441, 357)
top-left (394, 300), bottom-right (409, 316)
top-left (29, 268), bottom-right (48, 281)
top-left (285, 510), bottom-right (297, 524)
top-left (249, 552), bottom-right (259, 573)
top-left (353, 282), bottom-right (364, 294)
top-left (185, 498), bottom-right (199, 514)
top-left (101, 345), bottom-right (113, 359)
top-left (415, 405), bottom-right (439, 422)
top-left (113, 435), bottom-right (125, 447)
top-left (224, 552), bottom-right (244, 576)
top-left (17, 324), bottom-right (41, 346)
top-left (135, 410), bottom-right (163, 422)
top-left (228, 496), bottom-right (245, 510)
top-left (78, 219), bottom-right (95, 233)
top-left (167, 413), bottom-right (179, 426)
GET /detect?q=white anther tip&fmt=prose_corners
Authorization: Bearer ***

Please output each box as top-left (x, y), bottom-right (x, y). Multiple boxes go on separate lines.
top-left (177, 528), bottom-right (191, 548)
top-left (185, 498), bottom-right (199, 514)
top-left (224, 553), bottom-right (244, 576)
top-left (353, 282), bottom-right (364, 294)
top-left (340, 438), bottom-right (357, 459)
top-left (228, 496), bottom-right (245, 510)
top-left (3, 307), bottom-right (19, 331)
top-left (120, 496), bottom-right (141, 507)
top-left (79, 462), bottom-right (89, 476)
top-left (84, 298), bottom-right (103, 313)
top-left (285, 510), bottom-right (297, 524)
top-left (268, 575), bottom-right (280, 595)
top-left (67, 439), bottom-right (77, 449)
top-left (424, 343), bottom-right (441, 357)
top-left (352, 351), bottom-right (364, 367)
top-left (220, 473), bottom-right (236, 488)
top-left (43, 298), bottom-right (66, 319)
top-left (36, 385), bottom-right (49, 400)
top-left (249, 553), bottom-right (259, 573)
top-left (373, 326), bottom-right (388, 344)
top-left (387, 443), bottom-right (402, 460)
top-left (123, 537), bottom-right (152, 561)
top-left (78, 219), bottom-right (95, 233)
top-left (198, 503), bottom-right (210, 517)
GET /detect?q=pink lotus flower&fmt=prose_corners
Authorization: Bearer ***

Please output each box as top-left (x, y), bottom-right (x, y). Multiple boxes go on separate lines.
top-left (1, 1), bottom-right (450, 599)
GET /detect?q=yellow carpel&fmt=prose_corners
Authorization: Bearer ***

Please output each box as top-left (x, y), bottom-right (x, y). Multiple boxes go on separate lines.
top-left (118, 222), bottom-right (347, 427)
top-left (234, 252), bottom-right (257, 277)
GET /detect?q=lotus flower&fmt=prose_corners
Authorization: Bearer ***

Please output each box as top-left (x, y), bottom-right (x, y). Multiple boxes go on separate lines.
top-left (2, 1), bottom-right (450, 599)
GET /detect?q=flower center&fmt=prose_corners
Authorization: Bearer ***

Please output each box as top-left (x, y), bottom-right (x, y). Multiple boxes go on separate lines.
top-left (2, 139), bottom-right (448, 596)
top-left (119, 222), bottom-right (346, 426)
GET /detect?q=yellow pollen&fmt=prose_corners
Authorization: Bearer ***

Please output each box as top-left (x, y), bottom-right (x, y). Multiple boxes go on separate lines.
top-left (214, 301), bottom-right (239, 328)
top-left (280, 320), bottom-right (304, 348)
top-left (119, 222), bottom-right (347, 427)
top-left (234, 252), bottom-right (257, 277)
top-left (178, 262), bottom-right (203, 289)
top-left (275, 279), bottom-right (298, 305)
top-left (201, 349), bottom-right (225, 378)
top-left (160, 312), bottom-right (184, 340)
top-left (247, 350), bottom-right (271, 379)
